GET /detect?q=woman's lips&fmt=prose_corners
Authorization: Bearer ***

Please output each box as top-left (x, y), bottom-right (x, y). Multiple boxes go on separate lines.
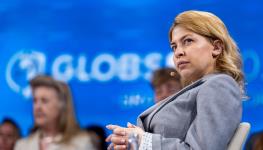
top-left (34, 112), bottom-right (46, 118)
top-left (177, 61), bottom-right (189, 69)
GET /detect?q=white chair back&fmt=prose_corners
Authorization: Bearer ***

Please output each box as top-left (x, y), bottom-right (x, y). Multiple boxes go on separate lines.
top-left (227, 122), bottom-right (251, 150)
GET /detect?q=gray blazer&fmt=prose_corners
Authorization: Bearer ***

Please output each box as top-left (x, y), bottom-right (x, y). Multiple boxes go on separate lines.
top-left (137, 74), bottom-right (242, 150)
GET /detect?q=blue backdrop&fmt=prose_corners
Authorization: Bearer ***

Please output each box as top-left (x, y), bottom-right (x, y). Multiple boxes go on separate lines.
top-left (0, 0), bottom-right (262, 137)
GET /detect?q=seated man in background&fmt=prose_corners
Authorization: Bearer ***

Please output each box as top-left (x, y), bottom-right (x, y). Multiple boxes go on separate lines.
top-left (150, 67), bottom-right (182, 103)
top-left (0, 118), bottom-right (21, 150)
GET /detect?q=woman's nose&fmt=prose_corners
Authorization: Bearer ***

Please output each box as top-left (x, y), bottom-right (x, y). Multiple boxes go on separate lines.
top-left (34, 101), bottom-right (41, 109)
top-left (174, 47), bottom-right (185, 58)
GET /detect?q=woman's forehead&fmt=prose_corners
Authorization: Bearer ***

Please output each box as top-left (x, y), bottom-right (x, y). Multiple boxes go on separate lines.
top-left (171, 27), bottom-right (195, 42)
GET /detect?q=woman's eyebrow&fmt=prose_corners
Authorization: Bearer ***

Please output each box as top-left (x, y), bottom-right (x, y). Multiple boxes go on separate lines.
top-left (180, 34), bottom-right (192, 42)
top-left (170, 41), bottom-right (176, 46)
top-left (170, 34), bottom-right (192, 46)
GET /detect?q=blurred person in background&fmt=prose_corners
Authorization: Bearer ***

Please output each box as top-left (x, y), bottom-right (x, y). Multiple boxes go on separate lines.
top-left (0, 118), bottom-right (21, 150)
top-left (245, 130), bottom-right (263, 150)
top-left (14, 75), bottom-right (95, 150)
top-left (150, 67), bottom-right (182, 103)
top-left (86, 125), bottom-right (107, 150)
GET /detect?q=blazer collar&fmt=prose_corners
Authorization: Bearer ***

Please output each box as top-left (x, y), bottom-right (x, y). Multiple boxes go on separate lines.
top-left (138, 74), bottom-right (213, 131)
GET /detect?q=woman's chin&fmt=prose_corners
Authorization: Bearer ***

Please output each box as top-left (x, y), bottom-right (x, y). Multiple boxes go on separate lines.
top-left (35, 119), bottom-right (46, 127)
top-left (179, 69), bottom-right (193, 79)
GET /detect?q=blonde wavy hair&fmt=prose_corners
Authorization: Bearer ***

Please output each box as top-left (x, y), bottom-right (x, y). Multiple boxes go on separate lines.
top-left (169, 10), bottom-right (244, 94)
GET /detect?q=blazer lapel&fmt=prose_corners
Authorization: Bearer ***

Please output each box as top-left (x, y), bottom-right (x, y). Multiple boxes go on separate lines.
top-left (137, 100), bottom-right (167, 130)
top-left (145, 77), bottom-right (206, 131)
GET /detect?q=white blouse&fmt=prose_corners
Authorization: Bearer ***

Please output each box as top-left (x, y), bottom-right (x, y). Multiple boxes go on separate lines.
top-left (139, 132), bottom-right (152, 150)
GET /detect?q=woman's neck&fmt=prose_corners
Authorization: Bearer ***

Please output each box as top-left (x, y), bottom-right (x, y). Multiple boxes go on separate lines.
top-left (181, 70), bottom-right (216, 87)
top-left (181, 74), bottom-right (203, 87)
top-left (39, 125), bottom-right (60, 150)
top-left (41, 125), bottom-right (59, 138)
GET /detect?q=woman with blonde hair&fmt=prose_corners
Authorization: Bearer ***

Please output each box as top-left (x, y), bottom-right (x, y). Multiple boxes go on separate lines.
top-left (15, 75), bottom-right (95, 150)
top-left (106, 10), bottom-right (244, 150)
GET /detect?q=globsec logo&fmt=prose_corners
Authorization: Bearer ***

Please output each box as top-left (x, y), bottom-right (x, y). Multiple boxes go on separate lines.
top-left (5, 49), bottom-right (263, 108)
top-left (6, 50), bottom-right (46, 98)
top-left (6, 50), bottom-right (175, 99)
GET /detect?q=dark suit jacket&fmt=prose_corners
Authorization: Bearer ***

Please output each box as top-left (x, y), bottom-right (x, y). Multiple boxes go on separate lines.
top-left (137, 73), bottom-right (242, 150)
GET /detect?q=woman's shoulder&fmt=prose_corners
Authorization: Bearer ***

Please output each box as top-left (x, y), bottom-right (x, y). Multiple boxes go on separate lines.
top-left (202, 73), bottom-right (239, 88)
top-left (72, 131), bottom-right (90, 140)
top-left (68, 131), bottom-right (96, 150)
top-left (203, 73), bottom-right (235, 82)
top-left (14, 132), bottom-right (39, 150)
top-left (199, 73), bottom-right (241, 97)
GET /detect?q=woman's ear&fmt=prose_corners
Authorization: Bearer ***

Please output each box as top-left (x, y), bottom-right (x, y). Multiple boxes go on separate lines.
top-left (212, 40), bottom-right (223, 58)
